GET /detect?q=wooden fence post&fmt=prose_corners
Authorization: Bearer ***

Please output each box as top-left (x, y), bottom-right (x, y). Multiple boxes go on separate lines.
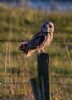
top-left (30, 78), bottom-right (42, 100)
top-left (37, 53), bottom-right (50, 100)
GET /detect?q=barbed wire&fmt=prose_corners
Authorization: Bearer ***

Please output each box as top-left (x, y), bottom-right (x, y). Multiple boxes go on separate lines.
top-left (0, 75), bottom-right (72, 77)
top-left (0, 75), bottom-right (72, 85)
top-left (0, 40), bottom-right (72, 43)
top-left (0, 82), bottom-right (72, 86)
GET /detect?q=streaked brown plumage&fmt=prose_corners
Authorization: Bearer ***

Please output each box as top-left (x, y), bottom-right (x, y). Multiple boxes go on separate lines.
top-left (19, 22), bottom-right (54, 56)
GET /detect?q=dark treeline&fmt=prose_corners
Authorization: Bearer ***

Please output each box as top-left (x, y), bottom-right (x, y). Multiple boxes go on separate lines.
top-left (0, 0), bottom-right (72, 3)
top-left (0, 0), bottom-right (19, 2)
top-left (30, 0), bottom-right (72, 2)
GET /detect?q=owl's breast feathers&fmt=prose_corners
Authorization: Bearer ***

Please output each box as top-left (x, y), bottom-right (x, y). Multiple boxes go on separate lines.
top-left (44, 32), bottom-right (53, 47)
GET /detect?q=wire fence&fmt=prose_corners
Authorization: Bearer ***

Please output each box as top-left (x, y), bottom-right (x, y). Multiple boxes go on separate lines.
top-left (0, 75), bottom-right (72, 85)
top-left (0, 42), bottom-right (72, 99)
top-left (0, 75), bottom-right (72, 100)
top-left (0, 40), bottom-right (72, 42)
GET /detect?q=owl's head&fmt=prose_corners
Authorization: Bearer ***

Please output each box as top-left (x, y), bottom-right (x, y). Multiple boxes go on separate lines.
top-left (41, 22), bottom-right (54, 33)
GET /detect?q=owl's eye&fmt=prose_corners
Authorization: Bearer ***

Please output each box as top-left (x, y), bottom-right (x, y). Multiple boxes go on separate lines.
top-left (49, 25), bottom-right (52, 28)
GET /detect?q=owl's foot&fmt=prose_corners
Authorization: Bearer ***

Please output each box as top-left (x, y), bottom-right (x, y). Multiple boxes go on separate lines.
top-left (25, 50), bottom-right (35, 57)
top-left (37, 48), bottom-right (45, 54)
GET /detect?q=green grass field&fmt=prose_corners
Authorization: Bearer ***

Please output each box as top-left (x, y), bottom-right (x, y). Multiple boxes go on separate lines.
top-left (0, 5), bottom-right (72, 99)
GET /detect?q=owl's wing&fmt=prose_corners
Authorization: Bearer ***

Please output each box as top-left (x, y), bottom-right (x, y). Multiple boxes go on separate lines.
top-left (32, 32), bottom-right (41, 39)
top-left (27, 34), bottom-right (46, 50)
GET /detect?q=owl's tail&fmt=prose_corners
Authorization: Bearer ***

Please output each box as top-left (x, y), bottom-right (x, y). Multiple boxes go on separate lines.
top-left (19, 41), bottom-right (35, 57)
top-left (19, 41), bottom-right (28, 54)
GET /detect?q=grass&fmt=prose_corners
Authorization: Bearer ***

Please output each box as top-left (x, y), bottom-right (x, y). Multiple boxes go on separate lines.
top-left (0, 4), bottom-right (72, 99)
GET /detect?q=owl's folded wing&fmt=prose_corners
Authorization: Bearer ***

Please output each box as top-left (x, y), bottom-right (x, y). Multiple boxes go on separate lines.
top-left (27, 34), bottom-right (46, 50)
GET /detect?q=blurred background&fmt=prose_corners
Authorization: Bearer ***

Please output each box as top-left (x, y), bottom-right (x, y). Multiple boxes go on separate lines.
top-left (0, 0), bottom-right (72, 100)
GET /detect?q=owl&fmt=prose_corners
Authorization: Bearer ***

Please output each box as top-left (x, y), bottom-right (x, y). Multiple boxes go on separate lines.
top-left (19, 22), bottom-right (54, 56)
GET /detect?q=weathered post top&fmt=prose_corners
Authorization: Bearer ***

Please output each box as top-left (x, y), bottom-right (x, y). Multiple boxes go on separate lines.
top-left (38, 53), bottom-right (49, 66)
top-left (38, 53), bottom-right (49, 77)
